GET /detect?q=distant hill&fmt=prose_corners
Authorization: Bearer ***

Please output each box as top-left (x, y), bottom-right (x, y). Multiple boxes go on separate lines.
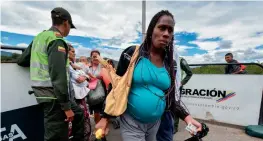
top-left (1, 52), bottom-right (20, 62)
top-left (1, 51), bottom-right (12, 57)
top-left (101, 57), bottom-right (262, 74)
top-left (191, 65), bottom-right (263, 74)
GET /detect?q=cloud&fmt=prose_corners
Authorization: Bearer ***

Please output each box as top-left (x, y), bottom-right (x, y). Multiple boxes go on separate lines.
top-left (0, 49), bottom-right (23, 54)
top-left (190, 41), bottom-right (219, 51)
top-left (175, 45), bottom-right (194, 55)
top-left (16, 43), bottom-right (29, 47)
top-left (183, 47), bottom-right (263, 64)
top-left (235, 48), bottom-right (263, 61)
top-left (219, 40), bottom-right (232, 49)
top-left (0, 1), bottom-right (143, 49)
top-left (2, 2), bottom-right (262, 47)
top-left (74, 46), bottom-right (92, 58)
top-left (1, 42), bottom-right (11, 46)
top-left (1, 42), bottom-right (23, 54)
top-left (1, 1), bottom-right (263, 63)
top-left (74, 46), bottom-right (123, 61)
top-left (2, 37), bottom-right (9, 40)
top-left (178, 2), bottom-right (263, 51)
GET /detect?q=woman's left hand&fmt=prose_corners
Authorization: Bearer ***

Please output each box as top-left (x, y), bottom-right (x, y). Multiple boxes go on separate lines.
top-left (96, 75), bottom-right (103, 80)
top-left (87, 73), bottom-right (96, 79)
top-left (184, 115), bottom-right (202, 134)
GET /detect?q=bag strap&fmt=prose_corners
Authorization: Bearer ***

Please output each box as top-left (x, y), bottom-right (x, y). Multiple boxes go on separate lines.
top-left (125, 46), bottom-right (140, 87)
top-left (101, 45), bottom-right (139, 89)
top-left (127, 45), bottom-right (140, 69)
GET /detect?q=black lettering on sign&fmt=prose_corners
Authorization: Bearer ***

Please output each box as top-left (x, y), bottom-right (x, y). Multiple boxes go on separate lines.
top-left (206, 90), bottom-right (210, 96)
top-left (186, 89), bottom-right (192, 95)
top-left (181, 89), bottom-right (186, 95)
top-left (218, 90), bottom-right (226, 98)
top-left (209, 89), bottom-right (217, 97)
top-left (199, 89), bottom-right (206, 96)
top-left (182, 88), bottom-right (228, 98)
top-left (193, 89), bottom-right (199, 96)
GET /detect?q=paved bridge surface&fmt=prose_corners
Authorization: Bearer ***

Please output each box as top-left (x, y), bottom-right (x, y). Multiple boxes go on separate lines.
top-left (90, 118), bottom-right (262, 141)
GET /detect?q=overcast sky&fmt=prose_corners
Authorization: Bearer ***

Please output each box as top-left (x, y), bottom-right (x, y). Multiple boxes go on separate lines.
top-left (1, 1), bottom-right (263, 63)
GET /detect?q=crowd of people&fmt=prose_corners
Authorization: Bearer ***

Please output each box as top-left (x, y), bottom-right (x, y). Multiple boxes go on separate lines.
top-left (17, 6), bottom-right (247, 141)
top-left (68, 45), bottom-right (115, 140)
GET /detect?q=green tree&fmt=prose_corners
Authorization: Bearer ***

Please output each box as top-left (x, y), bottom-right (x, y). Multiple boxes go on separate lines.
top-left (1, 56), bottom-right (12, 61)
top-left (1, 53), bottom-right (21, 63)
top-left (11, 53), bottom-right (21, 59)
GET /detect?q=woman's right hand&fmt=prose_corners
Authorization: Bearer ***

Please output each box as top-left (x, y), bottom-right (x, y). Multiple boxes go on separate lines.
top-left (77, 76), bottom-right (86, 83)
top-left (87, 73), bottom-right (96, 79)
top-left (95, 118), bottom-right (110, 137)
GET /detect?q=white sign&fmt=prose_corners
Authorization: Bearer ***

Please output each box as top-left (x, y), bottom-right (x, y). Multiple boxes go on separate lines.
top-left (181, 74), bottom-right (263, 126)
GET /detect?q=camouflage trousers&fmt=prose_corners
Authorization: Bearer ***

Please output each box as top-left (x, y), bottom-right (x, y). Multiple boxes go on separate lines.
top-left (41, 100), bottom-right (84, 141)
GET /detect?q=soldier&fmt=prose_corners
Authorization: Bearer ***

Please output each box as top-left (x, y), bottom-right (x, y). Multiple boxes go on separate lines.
top-left (18, 7), bottom-right (84, 141)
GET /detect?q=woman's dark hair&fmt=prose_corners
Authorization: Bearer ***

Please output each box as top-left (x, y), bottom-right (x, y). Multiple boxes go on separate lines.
top-left (141, 10), bottom-right (175, 106)
top-left (67, 43), bottom-right (74, 50)
top-left (90, 50), bottom-right (100, 57)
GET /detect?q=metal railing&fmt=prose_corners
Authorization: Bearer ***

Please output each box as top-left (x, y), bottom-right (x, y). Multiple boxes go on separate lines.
top-left (1, 45), bottom-right (26, 52)
top-left (187, 63), bottom-right (263, 69)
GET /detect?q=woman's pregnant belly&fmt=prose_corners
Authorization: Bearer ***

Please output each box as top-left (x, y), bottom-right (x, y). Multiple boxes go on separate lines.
top-left (127, 84), bottom-right (166, 123)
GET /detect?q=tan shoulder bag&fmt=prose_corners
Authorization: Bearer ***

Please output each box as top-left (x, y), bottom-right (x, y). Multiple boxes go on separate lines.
top-left (97, 45), bottom-right (140, 116)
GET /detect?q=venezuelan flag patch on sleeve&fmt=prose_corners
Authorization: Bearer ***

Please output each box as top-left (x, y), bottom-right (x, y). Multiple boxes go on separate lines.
top-left (58, 46), bottom-right (66, 53)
